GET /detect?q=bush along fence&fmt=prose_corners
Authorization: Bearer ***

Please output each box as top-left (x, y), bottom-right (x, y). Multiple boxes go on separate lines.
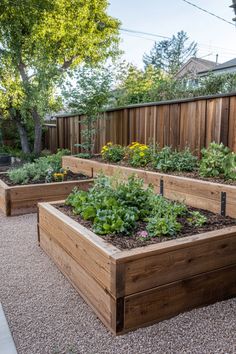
top-left (45, 92), bottom-right (236, 155)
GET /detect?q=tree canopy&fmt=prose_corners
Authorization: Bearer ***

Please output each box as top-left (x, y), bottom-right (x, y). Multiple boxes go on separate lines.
top-left (0, 0), bottom-right (120, 154)
top-left (143, 31), bottom-right (197, 76)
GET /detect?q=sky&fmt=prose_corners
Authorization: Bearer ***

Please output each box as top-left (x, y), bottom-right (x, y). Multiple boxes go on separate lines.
top-left (108, 0), bottom-right (236, 68)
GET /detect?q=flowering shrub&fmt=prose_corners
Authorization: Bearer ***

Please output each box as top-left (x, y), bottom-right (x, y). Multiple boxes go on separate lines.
top-left (126, 142), bottom-right (151, 167)
top-left (101, 142), bottom-right (125, 163)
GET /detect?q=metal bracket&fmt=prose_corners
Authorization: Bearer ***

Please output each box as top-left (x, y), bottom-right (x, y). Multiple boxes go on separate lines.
top-left (160, 179), bottom-right (164, 196)
top-left (221, 192), bottom-right (226, 217)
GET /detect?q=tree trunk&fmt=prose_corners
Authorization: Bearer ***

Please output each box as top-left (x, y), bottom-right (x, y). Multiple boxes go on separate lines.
top-left (32, 109), bottom-right (42, 155)
top-left (15, 121), bottom-right (31, 154)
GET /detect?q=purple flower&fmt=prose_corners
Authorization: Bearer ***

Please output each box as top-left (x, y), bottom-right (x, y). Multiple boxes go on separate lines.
top-left (137, 230), bottom-right (148, 238)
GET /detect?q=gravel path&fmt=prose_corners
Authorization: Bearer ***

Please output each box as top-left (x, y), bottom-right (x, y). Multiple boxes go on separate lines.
top-left (0, 212), bottom-right (236, 354)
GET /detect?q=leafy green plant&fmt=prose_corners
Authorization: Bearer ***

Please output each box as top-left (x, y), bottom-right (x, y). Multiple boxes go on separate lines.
top-left (152, 146), bottom-right (198, 172)
top-left (66, 174), bottom-right (207, 238)
top-left (76, 153), bottom-right (91, 159)
top-left (8, 149), bottom-right (70, 184)
top-left (147, 215), bottom-right (182, 237)
top-left (222, 152), bottom-right (236, 180)
top-left (199, 142), bottom-right (236, 179)
top-left (101, 142), bottom-right (125, 163)
top-left (187, 211), bottom-right (207, 227)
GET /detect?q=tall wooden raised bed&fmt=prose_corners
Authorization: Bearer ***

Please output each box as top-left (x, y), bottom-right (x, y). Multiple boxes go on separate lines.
top-left (38, 201), bottom-right (236, 335)
top-left (62, 156), bottom-right (236, 218)
top-left (0, 177), bottom-right (93, 216)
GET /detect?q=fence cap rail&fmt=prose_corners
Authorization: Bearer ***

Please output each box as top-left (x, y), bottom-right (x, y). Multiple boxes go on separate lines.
top-left (50, 92), bottom-right (236, 118)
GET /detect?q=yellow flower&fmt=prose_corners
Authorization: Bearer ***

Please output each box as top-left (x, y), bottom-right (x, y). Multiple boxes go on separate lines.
top-left (107, 142), bottom-right (112, 145)
top-left (139, 152), bottom-right (145, 157)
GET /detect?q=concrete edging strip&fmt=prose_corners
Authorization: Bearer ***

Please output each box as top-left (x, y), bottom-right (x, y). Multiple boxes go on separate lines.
top-left (0, 303), bottom-right (17, 354)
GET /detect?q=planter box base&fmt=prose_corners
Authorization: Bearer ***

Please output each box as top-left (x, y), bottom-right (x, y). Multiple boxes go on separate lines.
top-left (0, 177), bottom-right (93, 216)
top-left (38, 202), bottom-right (236, 335)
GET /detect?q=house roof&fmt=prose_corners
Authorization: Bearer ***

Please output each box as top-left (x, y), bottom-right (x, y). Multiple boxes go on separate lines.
top-left (199, 58), bottom-right (236, 74)
top-left (175, 57), bottom-right (217, 78)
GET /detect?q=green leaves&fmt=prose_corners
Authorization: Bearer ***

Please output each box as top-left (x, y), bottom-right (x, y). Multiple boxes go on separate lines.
top-left (63, 65), bottom-right (116, 156)
top-left (187, 211), bottom-right (207, 227)
top-left (8, 149), bottom-right (70, 184)
top-left (0, 0), bottom-right (119, 153)
top-left (143, 31), bottom-right (197, 76)
top-left (152, 146), bottom-right (198, 172)
top-left (199, 142), bottom-right (236, 180)
top-left (101, 143), bottom-right (125, 163)
top-left (66, 174), bottom-right (207, 238)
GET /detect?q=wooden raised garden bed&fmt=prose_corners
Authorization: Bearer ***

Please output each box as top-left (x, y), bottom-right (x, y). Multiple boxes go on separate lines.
top-left (0, 176), bottom-right (93, 216)
top-left (38, 201), bottom-right (236, 335)
top-left (62, 156), bottom-right (236, 218)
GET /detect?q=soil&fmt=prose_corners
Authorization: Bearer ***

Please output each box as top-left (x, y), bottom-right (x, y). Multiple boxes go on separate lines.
top-left (0, 170), bottom-right (89, 186)
top-left (89, 155), bottom-right (236, 186)
top-left (55, 203), bottom-right (236, 250)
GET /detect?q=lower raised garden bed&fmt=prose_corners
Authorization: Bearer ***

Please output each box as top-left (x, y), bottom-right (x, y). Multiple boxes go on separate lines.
top-left (62, 156), bottom-right (236, 218)
top-left (38, 201), bottom-right (236, 335)
top-left (0, 175), bottom-right (93, 216)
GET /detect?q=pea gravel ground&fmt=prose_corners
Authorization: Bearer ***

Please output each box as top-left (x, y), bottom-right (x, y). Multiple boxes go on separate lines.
top-left (0, 212), bottom-right (236, 354)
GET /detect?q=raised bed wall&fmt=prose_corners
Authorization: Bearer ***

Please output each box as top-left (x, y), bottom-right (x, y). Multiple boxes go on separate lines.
top-left (38, 202), bottom-right (236, 334)
top-left (62, 156), bottom-right (236, 218)
top-left (0, 177), bottom-right (93, 216)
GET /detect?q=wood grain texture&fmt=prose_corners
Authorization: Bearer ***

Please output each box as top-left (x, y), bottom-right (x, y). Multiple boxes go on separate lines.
top-left (44, 94), bottom-right (236, 155)
top-left (38, 201), bottom-right (236, 334)
top-left (116, 229), bottom-right (236, 295)
top-left (124, 263), bottom-right (236, 330)
top-left (40, 228), bottom-right (116, 333)
top-left (0, 178), bottom-right (93, 216)
top-left (0, 179), bottom-right (8, 215)
top-left (39, 203), bottom-right (119, 295)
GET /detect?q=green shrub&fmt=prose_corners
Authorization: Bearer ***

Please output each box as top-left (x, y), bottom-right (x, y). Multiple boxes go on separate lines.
top-left (8, 149), bottom-right (70, 184)
top-left (66, 174), bottom-right (207, 238)
top-left (152, 146), bottom-right (198, 172)
top-left (101, 142), bottom-right (126, 163)
top-left (199, 142), bottom-right (236, 179)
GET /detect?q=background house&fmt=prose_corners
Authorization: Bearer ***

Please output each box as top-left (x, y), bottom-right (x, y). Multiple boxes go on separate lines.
top-left (176, 57), bottom-right (236, 81)
top-left (175, 57), bottom-right (218, 80)
top-left (198, 58), bottom-right (236, 76)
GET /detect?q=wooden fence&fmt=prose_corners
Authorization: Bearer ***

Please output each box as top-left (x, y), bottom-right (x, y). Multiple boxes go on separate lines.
top-left (44, 92), bottom-right (236, 155)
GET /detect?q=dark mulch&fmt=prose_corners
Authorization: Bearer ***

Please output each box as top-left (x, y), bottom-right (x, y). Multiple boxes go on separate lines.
top-left (0, 170), bottom-right (89, 186)
top-left (89, 155), bottom-right (236, 186)
top-left (55, 203), bottom-right (236, 250)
